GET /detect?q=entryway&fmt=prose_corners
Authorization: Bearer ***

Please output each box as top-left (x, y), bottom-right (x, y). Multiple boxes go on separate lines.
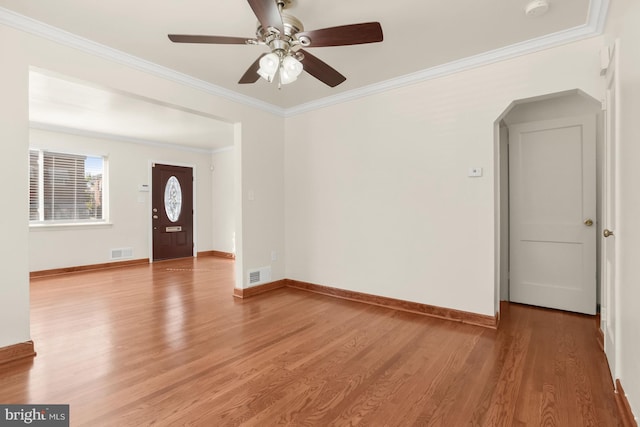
top-left (497, 90), bottom-right (603, 315)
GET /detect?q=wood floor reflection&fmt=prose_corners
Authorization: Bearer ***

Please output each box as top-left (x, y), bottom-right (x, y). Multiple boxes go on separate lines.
top-left (0, 257), bottom-right (621, 426)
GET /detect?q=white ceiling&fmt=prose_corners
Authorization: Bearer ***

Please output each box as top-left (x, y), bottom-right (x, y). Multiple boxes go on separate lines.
top-left (0, 0), bottom-right (607, 148)
top-left (29, 71), bottom-right (235, 151)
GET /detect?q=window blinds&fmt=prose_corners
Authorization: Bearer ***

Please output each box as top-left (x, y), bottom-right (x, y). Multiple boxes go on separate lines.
top-left (29, 150), bottom-right (104, 222)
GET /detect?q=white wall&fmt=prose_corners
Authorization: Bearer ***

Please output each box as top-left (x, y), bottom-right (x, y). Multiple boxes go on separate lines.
top-left (0, 22), bottom-right (284, 348)
top-left (285, 37), bottom-right (604, 317)
top-left (613, 0), bottom-right (640, 420)
top-left (239, 117), bottom-right (285, 285)
top-left (211, 148), bottom-right (235, 254)
top-left (28, 128), bottom-right (218, 271)
top-left (0, 27), bottom-right (30, 348)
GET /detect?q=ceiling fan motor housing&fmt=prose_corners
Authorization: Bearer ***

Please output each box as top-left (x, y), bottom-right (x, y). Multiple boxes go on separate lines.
top-left (257, 12), bottom-right (309, 55)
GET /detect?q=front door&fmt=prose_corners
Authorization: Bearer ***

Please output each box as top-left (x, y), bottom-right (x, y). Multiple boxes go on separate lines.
top-left (152, 163), bottom-right (194, 261)
top-left (509, 116), bottom-right (596, 315)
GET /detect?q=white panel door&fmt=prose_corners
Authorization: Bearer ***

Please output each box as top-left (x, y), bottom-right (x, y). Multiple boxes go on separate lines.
top-left (509, 116), bottom-right (596, 315)
top-left (602, 41), bottom-right (620, 381)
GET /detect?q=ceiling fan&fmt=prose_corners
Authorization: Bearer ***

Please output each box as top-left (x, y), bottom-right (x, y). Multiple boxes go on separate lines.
top-left (168, 0), bottom-right (383, 87)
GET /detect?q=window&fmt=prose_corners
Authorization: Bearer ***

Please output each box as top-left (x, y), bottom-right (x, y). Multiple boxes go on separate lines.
top-left (29, 149), bottom-right (106, 224)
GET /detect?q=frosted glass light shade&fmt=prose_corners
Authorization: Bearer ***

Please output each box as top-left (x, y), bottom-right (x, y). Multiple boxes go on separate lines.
top-left (280, 56), bottom-right (303, 85)
top-left (258, 53), bottom-right (279, 82)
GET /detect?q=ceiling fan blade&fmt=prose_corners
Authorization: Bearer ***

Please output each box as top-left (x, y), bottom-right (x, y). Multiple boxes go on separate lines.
top-left (297, 22), bottom-right (383, 47)
top-left (168, 34), bottom-right (251, 44)
top-left (247, 0), bottom-right (284, 33)
top-left (299, 49), bottom-right (346, 87)
top-left (238, 54), bottom-right (267, 84)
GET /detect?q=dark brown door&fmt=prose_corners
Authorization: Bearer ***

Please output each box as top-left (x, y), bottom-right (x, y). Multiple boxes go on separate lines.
top-left (152, 163), bottom-right (194, 261)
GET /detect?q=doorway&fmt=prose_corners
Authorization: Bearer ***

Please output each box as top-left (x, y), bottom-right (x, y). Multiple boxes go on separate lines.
top-left (152, 163), bottom-right (194, 261)
top-left (498, 90), bottom-right (603, 315)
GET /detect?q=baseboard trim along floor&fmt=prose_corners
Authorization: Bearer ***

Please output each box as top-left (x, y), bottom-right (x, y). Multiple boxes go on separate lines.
top-left (0, 340), bottom-right (36, 365)
top-left (235, 279), bottom-right (498, 329)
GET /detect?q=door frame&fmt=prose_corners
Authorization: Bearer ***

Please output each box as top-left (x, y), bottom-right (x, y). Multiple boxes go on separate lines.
top-left (148, 160), bottom-right (198, 262)
top-left (601, 39), bottom-right (621, 383)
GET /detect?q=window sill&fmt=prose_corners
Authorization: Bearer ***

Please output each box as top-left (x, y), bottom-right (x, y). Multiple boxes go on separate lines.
top-left (29, 222), bottom-right (113, 231)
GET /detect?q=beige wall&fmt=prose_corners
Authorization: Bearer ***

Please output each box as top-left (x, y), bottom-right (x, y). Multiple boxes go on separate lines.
top-left (285, 37), bottom-right (604, 317)
top-left (211, 148), bottom-right (235, 254)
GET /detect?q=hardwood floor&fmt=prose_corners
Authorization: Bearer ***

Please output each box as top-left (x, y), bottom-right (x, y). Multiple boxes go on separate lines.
top-left (0, 257), bottom-right (621, 426)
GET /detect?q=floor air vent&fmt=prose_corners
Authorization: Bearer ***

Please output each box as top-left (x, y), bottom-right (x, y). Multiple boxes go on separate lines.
top-left (111, 247), bottom-right (133, 260)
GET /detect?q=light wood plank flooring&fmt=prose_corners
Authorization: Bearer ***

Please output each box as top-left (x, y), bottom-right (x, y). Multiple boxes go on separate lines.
top-left (0, 257), bottom-right (621, 426)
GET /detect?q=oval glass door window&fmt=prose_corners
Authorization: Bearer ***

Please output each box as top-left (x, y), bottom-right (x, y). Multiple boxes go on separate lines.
top-left (164, 176), bottom-right (182, 222)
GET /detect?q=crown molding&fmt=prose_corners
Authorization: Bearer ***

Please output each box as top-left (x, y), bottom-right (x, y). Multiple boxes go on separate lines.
top-left (0, 7), bottom-right (285, 117)
top-left (30, 122), bottom-right (228, 154)
top-left (212, 146), bottom-right (234, 154)
top-left (588, 0), bottom-right (610, 33)
top-left (285, 0), bottom-right (610, 117)
top-left (1, 1), bottom-right (608, 118)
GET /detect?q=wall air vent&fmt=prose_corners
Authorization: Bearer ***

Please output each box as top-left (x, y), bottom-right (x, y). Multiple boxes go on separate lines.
top-left (249, 270), bottom-right (261, 284)
top-left (111, 247), bottom-right (133, 260)
top-left (247, 266), bottom-right (272, 287)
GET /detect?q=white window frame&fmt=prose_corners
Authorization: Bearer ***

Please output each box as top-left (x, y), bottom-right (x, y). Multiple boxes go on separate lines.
top-left (29, 148), bottom-right (109, 227)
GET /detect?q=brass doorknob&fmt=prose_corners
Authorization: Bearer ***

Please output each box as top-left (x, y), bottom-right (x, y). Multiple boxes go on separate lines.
top-left (584, 219), bottom-right (593, 226)
top-left (603, 229), bottom-right (614, 238)
top-left (153, 215), bottom-right (158, 220)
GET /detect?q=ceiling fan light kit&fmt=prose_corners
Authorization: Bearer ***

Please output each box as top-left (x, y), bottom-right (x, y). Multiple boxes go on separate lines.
top-left (168, 0), bottom-right (383, 88)
top-left (257, 52), bottom-right (303, 85)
